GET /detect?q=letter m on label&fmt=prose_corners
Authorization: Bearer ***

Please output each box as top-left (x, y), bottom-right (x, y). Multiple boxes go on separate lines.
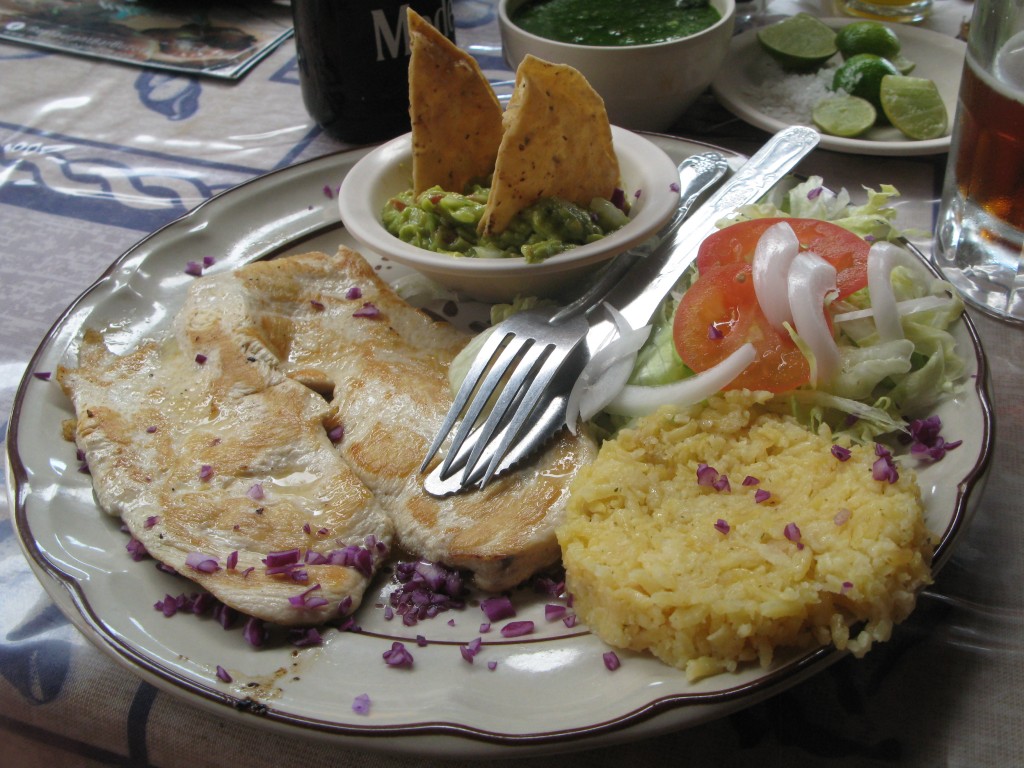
top-left (372, 4), bottom-right (411, 62)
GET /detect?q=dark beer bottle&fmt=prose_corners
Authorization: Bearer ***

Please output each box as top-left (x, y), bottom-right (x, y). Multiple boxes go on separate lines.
top-left (292, 0), bottom-right (456, 145)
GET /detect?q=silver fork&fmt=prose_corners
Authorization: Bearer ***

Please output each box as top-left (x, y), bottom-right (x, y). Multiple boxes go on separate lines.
top-left (419, 151), bottom-right (730, 489)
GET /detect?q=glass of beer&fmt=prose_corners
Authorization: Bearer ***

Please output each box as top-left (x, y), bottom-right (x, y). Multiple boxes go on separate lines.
top-left (840, 0), bottom-right (933, 24)
top-left (934, 0), bottom-right (1024, 324)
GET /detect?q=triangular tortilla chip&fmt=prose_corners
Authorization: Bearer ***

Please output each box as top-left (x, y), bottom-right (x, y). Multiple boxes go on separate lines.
top-left (479, 55), bottom-right (620, 236)
top-left (408, 8), bottom-right (504, 195)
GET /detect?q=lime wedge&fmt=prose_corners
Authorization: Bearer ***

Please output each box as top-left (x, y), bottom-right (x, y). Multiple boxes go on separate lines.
top-left (879, 75), bottom-right (950, 140)
top-left (812, 94), bottom-right (877, 137)
top-left (757, 13), bottom-right (837, 72)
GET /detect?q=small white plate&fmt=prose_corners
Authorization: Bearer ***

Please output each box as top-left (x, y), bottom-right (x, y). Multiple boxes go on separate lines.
top-left (8, 134), bottom-right (993, 758)
top-left (712, 19), bottom-right (966, 156)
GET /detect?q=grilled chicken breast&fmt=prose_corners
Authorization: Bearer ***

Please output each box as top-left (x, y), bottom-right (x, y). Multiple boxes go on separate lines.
top-left (58, 272), bottom-right (393, 626)
top-left (233, 248), bottom-right (597, 592)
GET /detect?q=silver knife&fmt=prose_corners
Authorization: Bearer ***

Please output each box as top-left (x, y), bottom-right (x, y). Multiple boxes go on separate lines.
top-left (424, 125), bottom-right (820, 496)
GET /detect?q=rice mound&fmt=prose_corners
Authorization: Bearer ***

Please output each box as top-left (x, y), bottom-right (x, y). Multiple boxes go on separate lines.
top-left (558, 390), bottom-right (935, 681)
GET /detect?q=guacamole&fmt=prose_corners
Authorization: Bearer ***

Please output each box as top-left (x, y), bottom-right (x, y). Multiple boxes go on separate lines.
top-left (382, 184), bottom-right (629, 263)
top-left (511, 0), bottom-right (720, 47)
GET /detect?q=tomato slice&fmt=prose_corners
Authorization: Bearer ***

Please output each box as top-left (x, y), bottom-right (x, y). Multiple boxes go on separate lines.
top-left (695, 217), bottom-right (869, 299)
top-left (673, 262), bottom-right (810, 393)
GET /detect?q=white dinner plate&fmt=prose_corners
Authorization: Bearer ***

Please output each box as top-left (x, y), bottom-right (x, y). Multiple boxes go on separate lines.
top-left (712, 19), bottom-right (967, 156)
top-left (8, 134), bottom-right (993, 758)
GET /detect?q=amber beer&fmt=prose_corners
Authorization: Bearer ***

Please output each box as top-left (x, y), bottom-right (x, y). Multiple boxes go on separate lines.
top-left (935, 25), bottom-right (1024, 323)
top-left (291, 0), bottom-right (455, 145)
top-left (950, 45), bottom-right (1024, 231)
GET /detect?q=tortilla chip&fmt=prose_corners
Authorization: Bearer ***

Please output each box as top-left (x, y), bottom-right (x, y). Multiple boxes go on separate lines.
top-left (479, 55), bottom-right (620, 236)
top-left (408, 8), bottom-right (504, 195)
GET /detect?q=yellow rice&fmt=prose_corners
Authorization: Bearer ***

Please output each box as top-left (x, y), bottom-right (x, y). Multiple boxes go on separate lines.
top-left (558, 390), bottom-right (934, 681)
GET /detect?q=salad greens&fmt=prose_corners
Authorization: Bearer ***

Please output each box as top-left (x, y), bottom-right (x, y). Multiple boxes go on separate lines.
top-left (594, 176), bottom-right (965, 442)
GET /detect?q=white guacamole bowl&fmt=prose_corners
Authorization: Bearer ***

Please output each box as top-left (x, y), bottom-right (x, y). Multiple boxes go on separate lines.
top-left (338, 126), bottom-right (681, 304)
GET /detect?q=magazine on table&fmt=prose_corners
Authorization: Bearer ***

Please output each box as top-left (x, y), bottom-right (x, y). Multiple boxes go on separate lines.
top-left (0, 0), bottom-right (294, 79)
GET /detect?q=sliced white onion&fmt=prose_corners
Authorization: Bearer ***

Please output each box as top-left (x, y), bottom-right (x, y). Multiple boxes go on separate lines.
top-left (865, 241), bottom-right (941, 341)
top-left (752, 221), bottom-right (800, 331)
top-left (832, 294), bottom-right (954, 324)
top-left (866, 241), bottom-right (906, 342)
top-left (788, 251), bottom-right (840, 387)
top-left (604, 343), bottom-right (756, 417)
top-left (565, 304), bottom-right (651, 433)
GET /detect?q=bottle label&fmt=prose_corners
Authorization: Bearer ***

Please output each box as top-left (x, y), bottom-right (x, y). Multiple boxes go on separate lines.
top-left (371, 2), bottom-right (454, 62)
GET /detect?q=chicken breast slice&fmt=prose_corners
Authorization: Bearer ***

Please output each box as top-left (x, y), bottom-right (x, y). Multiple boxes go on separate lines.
top-left (58, 271), bottom-right (393, 626)
top-left (232, 248), bottom-right (598, 592)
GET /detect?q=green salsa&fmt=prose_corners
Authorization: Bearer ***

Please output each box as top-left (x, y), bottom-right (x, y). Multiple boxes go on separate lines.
top-left (511, 0), bottom-right (720, 47)
top-left (382, 184), bottom-right (629, 263)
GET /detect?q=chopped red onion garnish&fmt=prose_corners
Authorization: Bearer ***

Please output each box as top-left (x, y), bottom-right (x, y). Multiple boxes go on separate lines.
top-left (185, 551), bottom-right (220, 573)
top-left (544, 604), bottom-right (567, 622)
top-left (264, 548), bottom-right (300, 568)
top-left (461, 636), bottom-right (483, 663)
top-left (388, 560), bottom-right (466, 625)
top-left (841, 581), bottom-right (854, 592)
top-left (383, 641), bottom-right (414, 668)
top-left (32, 371), bottom-right (51, 381)
top-left (198, 464), bottom-right (213, 481)
top-left (481, 595), bottom-right (516, 622)
top-left (226, 550), bottom-right (238, 570)
top-left (345, 285), bottom-right (363, 300)
top-left (696, 462), bottom-right (719, 487)
top-left (714, 474), bottom-right (731, 492)
top-left (447, 618), bottom-right (456, 627)
top-left (146, 425), bottom-right (158, 433)
top-left (488, 661), bottom-right (498, 671)
top-left (144, 515), bottom-right (160, 529)
top-left (500, 620), bottom-right (534, 638)
top-left (831, 444), bottom-right (852, 461)
top-left (185, 260), bottom-right (204, 276)
top-left (288, 583), bottom-right (324, 607)
top-left (807, 186), bottom-right (823, 200)
top-left (213, 603), bottom-right (238, 629)
top-left (754, 489), bottom-right (772, 504)
top-left (707, 323), bottom-right (724, 341)
top-left (563, 614), bottom-right (578, 628)
top-left (247, 483), bottom-right (265, 500)
top-left (416, 634), bottom-right (428, 646)
top-left (479, 622), bottom-right (491, 633)
top-left (353, 302), bottom-right (381, 319)
top-left (322, 184), bottom-right (334, 199)
top-left (532, 573), bottom-right (566, 597)
top-left (742, 475), bottom-right (759, 486)
top-left (289, 627), bottom-right (323, 647)
top-left (714, 518), bottom-right (730, 535)
top-left (872, 444), bottom-right (899, 483)
top-left (203, 256), bottom-right (216, 268)
top-left (784, 522), bottom-right (804, 549)
top-left (328, 425), bottom-right (345, 443)
top-left (352, 693), bottom-right (371, 715)
top-left (310, 299), bottom-right (325, 311)
top-left (603, 651), bottom-right (621, 671)
top-left (908, 415), bottom-right (962, 461)
top-left (243, 617), bottom-right (267, 647)
top-left (216, 665), bottom-right (232, 683)
top-left (834, 508), bottom-right (851, 526)
top-left (194, 354), bottom-right (207, 365)
top-left (303, 522), bottom-right (311, 534)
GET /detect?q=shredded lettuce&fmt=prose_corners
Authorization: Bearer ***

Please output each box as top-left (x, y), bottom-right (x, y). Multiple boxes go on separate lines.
top-left (722, 175), bottom-right (903, 242)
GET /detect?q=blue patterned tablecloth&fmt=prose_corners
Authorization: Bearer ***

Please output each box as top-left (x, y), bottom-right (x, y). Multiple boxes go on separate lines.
top-left (2, 1), bottom-right (1022, 766)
